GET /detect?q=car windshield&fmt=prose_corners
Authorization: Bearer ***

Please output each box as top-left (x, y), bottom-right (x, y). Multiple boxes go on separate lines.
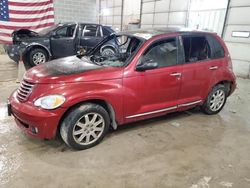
top-left (38, 24), bottom-right (58, 36)
top-left (82, 34), bottom-right (143, 67)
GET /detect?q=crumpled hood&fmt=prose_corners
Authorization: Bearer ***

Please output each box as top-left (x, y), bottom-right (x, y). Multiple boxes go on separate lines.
top-left (24, 56), bottom-right (123, 84)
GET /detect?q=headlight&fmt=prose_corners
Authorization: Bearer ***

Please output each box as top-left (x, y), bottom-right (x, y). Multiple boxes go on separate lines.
top-left (34, 95), bottom-right (65, 110)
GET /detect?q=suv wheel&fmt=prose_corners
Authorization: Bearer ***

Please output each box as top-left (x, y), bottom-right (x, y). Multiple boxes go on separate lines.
top-left (60, 103), bottom-right (110, 150)
top-left (202, 84), bottom-right (227, 115)
top-left (28, 48), bottom-right (48, 67)
top-left (101, 47), bottom-right (116, 57)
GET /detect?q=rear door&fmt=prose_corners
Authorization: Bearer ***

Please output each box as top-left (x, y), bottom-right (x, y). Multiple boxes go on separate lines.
top-left (80, 25), bottom-right (104, 51)
top-left (178, 34), bottom-right (222, 105)
top-left (50, 24), bottom-right (77, 58)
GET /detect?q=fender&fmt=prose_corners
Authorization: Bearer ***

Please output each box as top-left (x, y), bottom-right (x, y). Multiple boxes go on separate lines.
top-left (24, 42), bottom-right (52, 57)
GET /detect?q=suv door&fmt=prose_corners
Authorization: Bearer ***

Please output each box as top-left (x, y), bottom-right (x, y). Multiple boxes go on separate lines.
top-left (178, 34), bottom-right (222, 105)
top-left (50, 24), bottom-right (77, 58)
top-left (124, 37), bottom-right (182, 122)
top-left (80, 25), bottom-right (104, 51)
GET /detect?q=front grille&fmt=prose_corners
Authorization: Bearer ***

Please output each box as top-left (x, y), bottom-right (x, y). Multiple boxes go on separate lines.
top-left (17, 80), bottom-right (35, 102)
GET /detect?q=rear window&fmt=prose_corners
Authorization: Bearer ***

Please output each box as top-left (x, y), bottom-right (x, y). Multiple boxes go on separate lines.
top-left (182, 36), bottom-right (211, 63)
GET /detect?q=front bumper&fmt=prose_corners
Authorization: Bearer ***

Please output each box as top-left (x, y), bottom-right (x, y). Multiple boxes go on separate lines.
top-left (8, 91), bottom-right (67, 139)
top-left (4, 44), bottom-right (24, 63)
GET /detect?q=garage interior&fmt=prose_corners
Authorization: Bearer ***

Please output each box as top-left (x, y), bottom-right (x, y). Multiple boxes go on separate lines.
top-left (0, 0), bottom-right (250, 187)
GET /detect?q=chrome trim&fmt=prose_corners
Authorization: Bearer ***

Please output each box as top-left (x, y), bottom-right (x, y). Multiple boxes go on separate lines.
top-left (178, 100), bottom-right (202, 107)
top-left (126, 106), bottom-right (177, 119)
top-left (126, 100), bottom-right (202, 119)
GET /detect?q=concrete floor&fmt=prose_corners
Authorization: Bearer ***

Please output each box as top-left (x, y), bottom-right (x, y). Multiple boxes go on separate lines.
top-left (0, 55), bottom-right (250, 188)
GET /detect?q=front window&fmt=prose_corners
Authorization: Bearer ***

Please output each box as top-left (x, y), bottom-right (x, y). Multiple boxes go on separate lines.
top-left (81, 34), bottom-right (143, 67)
top-left (142, 38), bottom-right (177, 68)
top-left (55, 24), bottom-right (76, 38)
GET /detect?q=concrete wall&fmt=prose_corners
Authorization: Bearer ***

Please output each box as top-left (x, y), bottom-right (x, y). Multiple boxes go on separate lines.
top-left (141, 0), bottom-right (189, 28)
top-left (53, 0), bottom-right (97, 23)
top-left (99, 0), bottom-right (123, 31)
top-left (223, 0), bottom-right (250, 78)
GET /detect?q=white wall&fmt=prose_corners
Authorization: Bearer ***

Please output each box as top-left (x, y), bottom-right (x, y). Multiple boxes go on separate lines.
top-left (223, 0), bottom-right (250, 78)
top-left (140, 0), bottom-right (189, 28)
top-left (54, 0), bottom-right (97, 23)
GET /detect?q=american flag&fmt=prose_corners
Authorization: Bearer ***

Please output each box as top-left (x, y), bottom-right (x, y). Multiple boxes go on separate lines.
top-left (0, 0), bottom-right (55, 44)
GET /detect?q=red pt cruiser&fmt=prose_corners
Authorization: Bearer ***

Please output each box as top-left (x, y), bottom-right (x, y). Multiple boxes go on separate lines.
top-left (8, 28), bottom-right (236, 150)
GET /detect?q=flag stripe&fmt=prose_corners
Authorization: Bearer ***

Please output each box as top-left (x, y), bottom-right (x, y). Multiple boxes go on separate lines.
top-left (9, 7), bottom-right (54, 14)
top-left (0, 22), bottom-right (55, 30)
top-left (9, 4), bottom-right (54, 11)
top-left (9, 14), bottom-right (54, 22)
top-left (8, 0), bottom-right (52, 7)
top-left (10, 11), bottom-right (54, 19)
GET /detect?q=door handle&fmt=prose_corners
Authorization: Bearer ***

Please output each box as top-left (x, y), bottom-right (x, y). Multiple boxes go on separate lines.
top-left (170, 72), bottom-right (182, 77)
top-left (209, 66), bottom-right (218, 70)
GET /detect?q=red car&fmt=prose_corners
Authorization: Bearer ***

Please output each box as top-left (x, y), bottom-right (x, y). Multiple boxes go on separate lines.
top-left (8, 28), bottom-right (236, 150)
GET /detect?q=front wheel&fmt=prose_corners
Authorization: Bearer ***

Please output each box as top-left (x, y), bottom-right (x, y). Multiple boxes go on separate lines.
top-left (202, 84), bottom-right (227, 115)
top-left (27, 48), bottom-right (48, 67)
top-left (60, 103), bottom-right (110, 150)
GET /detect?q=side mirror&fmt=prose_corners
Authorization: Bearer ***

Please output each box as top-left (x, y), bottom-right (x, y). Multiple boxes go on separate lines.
top-left (51, 32), bottom-right (60, 39)
top-left (136, 58), bottom-right (158, 71)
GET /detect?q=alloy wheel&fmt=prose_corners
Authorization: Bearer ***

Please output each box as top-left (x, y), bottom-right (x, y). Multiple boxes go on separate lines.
top-left (209, 89), bottom-right (225, 111)
top-left (32, 52), bottom-right (46, 65)
top-left (72, 113), bottom-right (105, 145)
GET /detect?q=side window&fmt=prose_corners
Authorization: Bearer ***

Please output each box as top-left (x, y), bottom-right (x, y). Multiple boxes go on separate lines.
top-left (182, 36), bottom-right (211, 63)
top-left (207, 35), bottom-right (225, 59)
top-left (56, 24), bottom-right (76, 38)
top-left (82, 25), bottom-right (99, 37)
top-left (142, 38), bottom-right (177, 68)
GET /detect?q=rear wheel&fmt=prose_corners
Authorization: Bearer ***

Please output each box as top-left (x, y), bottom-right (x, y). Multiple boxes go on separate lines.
top-left (101, 47), bottom-right (116, 57)
top-left (27, 48), bottom-right (48, 67)
top-left (60, 103), bottom-right (110, 150)
top-left (202, 84), bottom-right (227, 115)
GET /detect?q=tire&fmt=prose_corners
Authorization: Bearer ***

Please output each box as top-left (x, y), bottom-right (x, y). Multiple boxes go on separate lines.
top-left (101, 47), bottom-right (116, 57)
top-left (202, 84), bottom-right (227, 115)
top-left (27, 48), bottom-right (48, 67)
top-left (60, 103), bottom-right (110, 150)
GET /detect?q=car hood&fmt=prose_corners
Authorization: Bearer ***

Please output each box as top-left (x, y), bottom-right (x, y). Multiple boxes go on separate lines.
top-left (12, 29), bottom-right (39, 44)
top-left (23, 56), bottom-right (124, 84)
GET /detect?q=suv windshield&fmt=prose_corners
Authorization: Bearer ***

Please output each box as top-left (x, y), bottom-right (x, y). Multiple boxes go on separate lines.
top-left (82, 34), bottom-right (143, 67)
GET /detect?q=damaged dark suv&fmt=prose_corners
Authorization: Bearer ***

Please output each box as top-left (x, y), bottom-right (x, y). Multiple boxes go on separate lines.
top-left (4, 22), bottom-right (115, 67)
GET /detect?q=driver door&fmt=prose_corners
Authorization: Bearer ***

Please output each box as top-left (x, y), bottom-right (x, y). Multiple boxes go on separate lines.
top-left (50, 24), bottom-right (77, 58)
top-left (124, 37), bottom-right (182, 122)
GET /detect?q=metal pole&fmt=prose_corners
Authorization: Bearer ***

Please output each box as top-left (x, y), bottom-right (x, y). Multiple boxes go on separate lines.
top-left (121, 0), bottom-right (124, 31)
top-left (221, 0), bottom-right (231, 38)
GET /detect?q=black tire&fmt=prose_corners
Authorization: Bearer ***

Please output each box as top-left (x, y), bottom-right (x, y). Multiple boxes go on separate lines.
top-left (27, 48), bottom-right (48, 67)
top-left (202, 84), bottom-right (227, 115)
top-left (101, 46), bottom-right (116, 57)
top-left (60, 103), bottom-right (110, 150)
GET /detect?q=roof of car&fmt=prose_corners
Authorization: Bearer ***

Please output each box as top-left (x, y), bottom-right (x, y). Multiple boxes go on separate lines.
top-left (118, 27), bottom-right (214, 40)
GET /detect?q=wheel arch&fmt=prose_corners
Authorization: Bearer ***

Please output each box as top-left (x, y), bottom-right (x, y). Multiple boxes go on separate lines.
top-left (57, 99), bottom-right (118, 137)
top-left (212, 80), bottom-right (233, 96)
top-left (24, 43), bottom-right (51, 59)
